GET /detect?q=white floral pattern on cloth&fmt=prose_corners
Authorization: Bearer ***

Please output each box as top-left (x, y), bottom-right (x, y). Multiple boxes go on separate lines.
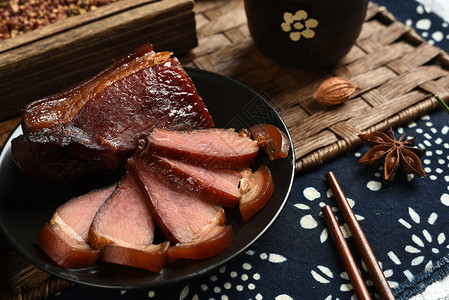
top-left (281, 10), bottom-right (318, 41)
top-left (358, 117), bottom-right (449, 298)
top-left (295, 187), bottom-right (363, 243)
top-left (295, 164), bottom-right (397, 299)
top-left (311, 261), bottom-right (398, 299)
top-left (401, 1), bottom-right (449, 48)
top-left (390, 205), bottom-right (449, 282)
top-left (294, 114), bottom-right (449, 299)
top-left (142, 250), bottom-right (289, 300)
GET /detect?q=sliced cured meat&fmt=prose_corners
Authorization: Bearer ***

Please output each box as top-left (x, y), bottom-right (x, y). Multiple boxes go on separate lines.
top-left (142, 154), bottom-right (245, 208)
top-left (127, 157), bottom-right (222, 243)
top-left (36, 184), bottom-right (116, 268)
top-left (127, 157), bottom-right (233, 260)
top-left (168, 222), bottom-right (233, 261)
top-left (88, 172), bottom-right (169, 272)
top-left (53, 185), bottom-right (117, 242)
top-left (11, 43), bottom-right (214, 181)
top-left (89, 173), bottom-right (154, 249)
top-left (239, 165), bottom-right (275, 222)
top-left (143, 128), bottom-right (259, 169)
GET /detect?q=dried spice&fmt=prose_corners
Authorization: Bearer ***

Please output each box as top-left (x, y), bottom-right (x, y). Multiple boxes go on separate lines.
top-left (358, 128), bottom-right (426, 181)
top-left (0, 0), bottom-right (120, 41)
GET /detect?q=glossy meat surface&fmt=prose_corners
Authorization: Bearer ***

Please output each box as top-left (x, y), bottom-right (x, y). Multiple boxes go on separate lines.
top-left (23, 44), bottom-right (168, 132)
top-left (249, 123), bottom-right (290, 160)
top-left (11, 44), bottom-right (214, 181)
top-left (144, 128), bottom-right (259, 169)
top-left (70, 57), bottom-right (213, 151)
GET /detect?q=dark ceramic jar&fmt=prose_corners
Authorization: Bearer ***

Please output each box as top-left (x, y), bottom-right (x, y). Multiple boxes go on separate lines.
top-left (244, 0), bottom-right (368, 68)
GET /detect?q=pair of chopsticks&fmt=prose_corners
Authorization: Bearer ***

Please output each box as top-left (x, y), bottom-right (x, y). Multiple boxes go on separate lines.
top-left (322, 171), bottom-right (396, 300)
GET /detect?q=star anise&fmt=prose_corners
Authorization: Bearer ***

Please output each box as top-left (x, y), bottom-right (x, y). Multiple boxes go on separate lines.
top-left (358, 128), bottom-right (426, 181)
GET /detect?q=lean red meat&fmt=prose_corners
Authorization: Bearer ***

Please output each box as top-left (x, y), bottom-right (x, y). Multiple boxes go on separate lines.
top-left (89, 172), bottom-right (169, 272)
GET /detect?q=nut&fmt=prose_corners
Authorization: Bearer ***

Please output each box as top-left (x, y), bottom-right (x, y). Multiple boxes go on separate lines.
top-left (313, 77), bottom-right (357, 107)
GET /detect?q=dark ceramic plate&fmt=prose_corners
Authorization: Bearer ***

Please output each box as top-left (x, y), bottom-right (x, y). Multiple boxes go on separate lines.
top-left (0, 68), bottom-right (295, 289)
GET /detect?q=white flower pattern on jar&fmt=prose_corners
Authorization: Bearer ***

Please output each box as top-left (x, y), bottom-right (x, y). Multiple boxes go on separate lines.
top-left (281, 10), bottom-right (319, 41)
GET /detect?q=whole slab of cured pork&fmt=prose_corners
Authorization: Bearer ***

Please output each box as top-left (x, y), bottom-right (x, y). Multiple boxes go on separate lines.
top-left (11, 43), bottom-right (214, 181)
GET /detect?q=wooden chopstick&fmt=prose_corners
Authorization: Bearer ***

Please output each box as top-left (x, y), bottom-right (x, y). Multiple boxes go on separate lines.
top-left (322, 205), bottom-right (372, 300)
top-left (326, 171), bottom-right (396, 300)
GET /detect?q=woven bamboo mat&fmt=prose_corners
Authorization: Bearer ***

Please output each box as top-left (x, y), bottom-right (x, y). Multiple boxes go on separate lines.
top-left (1, 0), bottom-right (449, 299)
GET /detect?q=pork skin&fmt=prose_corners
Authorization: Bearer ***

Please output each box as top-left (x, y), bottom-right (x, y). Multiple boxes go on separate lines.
top-left (101, 242), bottom-right (170, 272)
top-left (36, 223), bottom-right (100, 269)
top-left (167, 223), bottom-right (233, 262)
top-left (249, 123), bottom-right (290, 160)
top-left (239, 165), bottom-right (275, 222)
